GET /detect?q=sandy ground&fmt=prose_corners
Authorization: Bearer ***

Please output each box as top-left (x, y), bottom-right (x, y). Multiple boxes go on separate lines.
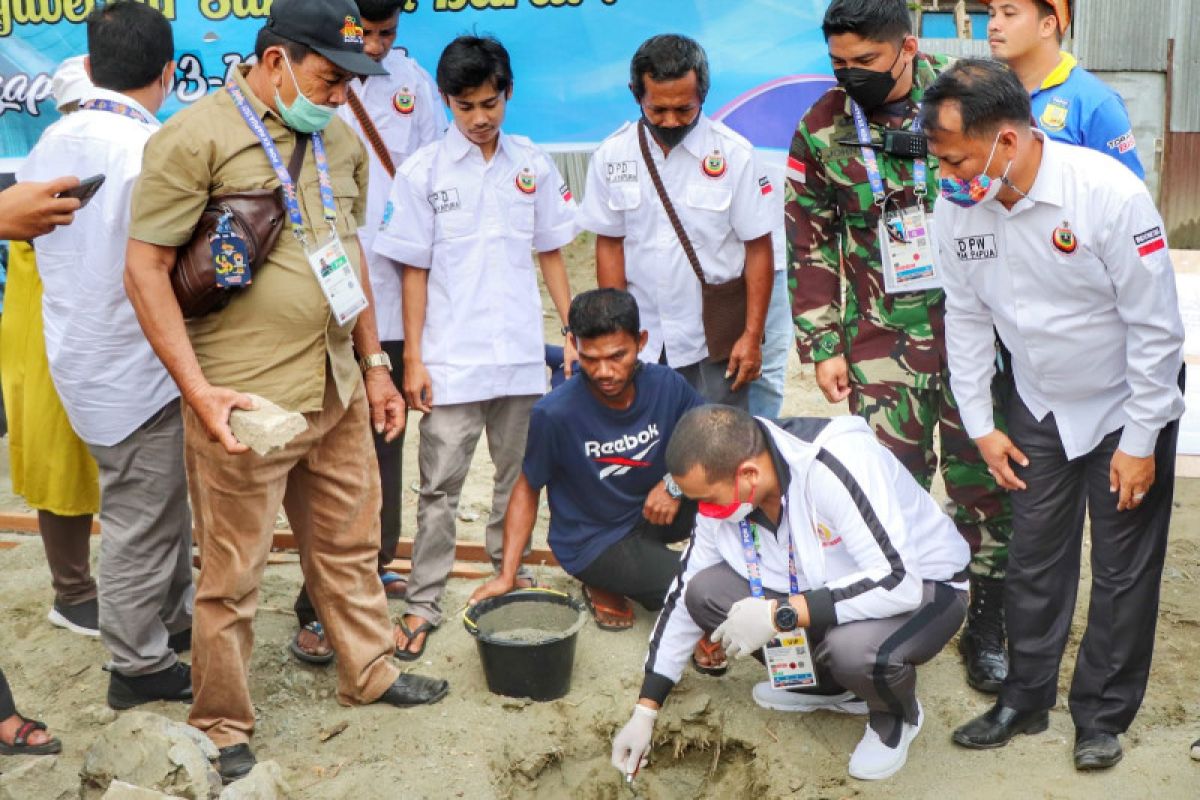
top-left (1, 236), bottom-right (1199, 798)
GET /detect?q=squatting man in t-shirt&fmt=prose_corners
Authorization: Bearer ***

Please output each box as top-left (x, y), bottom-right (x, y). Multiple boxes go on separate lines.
top-left (469, 288), bottom-right (727, 674)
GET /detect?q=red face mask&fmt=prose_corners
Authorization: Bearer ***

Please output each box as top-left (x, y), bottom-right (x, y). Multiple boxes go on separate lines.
top-left (698, 480), bottom-right (756, 522)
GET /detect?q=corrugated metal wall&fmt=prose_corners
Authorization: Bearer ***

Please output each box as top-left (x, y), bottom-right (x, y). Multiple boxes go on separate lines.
top-left (1169, 0), bottom-right (1200, 133)
top-left (1163, 133), bottom-right (1200, 247)
top-left (1074, 0), bottom-right (1172, 71)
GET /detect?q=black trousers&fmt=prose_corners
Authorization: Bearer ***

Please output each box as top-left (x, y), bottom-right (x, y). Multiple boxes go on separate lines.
top-left (573, 501), bottom-right (698, 611)
top-left (0, 666), bottom-right (16, 720)
top-left (295, 340), bottom-right (407, 627)
top-left (1001, 384), bottom-right (1180, 733)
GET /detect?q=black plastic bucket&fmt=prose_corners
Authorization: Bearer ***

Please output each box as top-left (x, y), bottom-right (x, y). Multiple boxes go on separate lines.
top-left (463, 589), bottom-right (587, 702)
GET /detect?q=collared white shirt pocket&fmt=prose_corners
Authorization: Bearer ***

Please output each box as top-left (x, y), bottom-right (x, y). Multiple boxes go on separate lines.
top-left (607, 182), bottom-right (642, 212)
top-left (508, 192), bottom-right (536, 237)
top-left (685, 182), bottom-right (734, 252)
top-left (431, 188), bottom-right (474, 241)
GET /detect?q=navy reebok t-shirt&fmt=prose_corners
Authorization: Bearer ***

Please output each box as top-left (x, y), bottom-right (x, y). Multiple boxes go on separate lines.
top-left (522, 364), bottom-right (704, 574)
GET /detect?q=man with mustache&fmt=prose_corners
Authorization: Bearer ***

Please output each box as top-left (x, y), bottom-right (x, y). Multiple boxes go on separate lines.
top-left (578, 34), bottom-right (776, 410)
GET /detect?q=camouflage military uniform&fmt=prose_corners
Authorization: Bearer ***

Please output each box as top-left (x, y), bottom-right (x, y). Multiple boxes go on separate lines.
top-left (784, 53), bottom-right (1009, 579)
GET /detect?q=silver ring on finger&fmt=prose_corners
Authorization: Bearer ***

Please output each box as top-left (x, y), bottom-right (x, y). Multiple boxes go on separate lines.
top-left (1133, 492), bottom-right (1147, 502)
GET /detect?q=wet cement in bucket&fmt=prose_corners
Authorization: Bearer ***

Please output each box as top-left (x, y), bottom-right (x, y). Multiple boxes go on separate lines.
top-left (476, 601), bottom-right (586, 646)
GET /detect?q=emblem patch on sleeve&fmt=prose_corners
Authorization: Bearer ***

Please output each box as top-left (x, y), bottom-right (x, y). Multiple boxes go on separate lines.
top-left (1134, 226), bottom-right (1166, 257)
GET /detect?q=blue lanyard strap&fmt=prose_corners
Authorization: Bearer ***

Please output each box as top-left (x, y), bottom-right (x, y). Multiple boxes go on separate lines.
top-left (225, 82), bottom-right (337, 247)
top-left (80, 99), bottom-right (149, 124)
top-left (738, 519), bottom-right (801, 599)
top-left (850, 101), bottom-right (928, 208)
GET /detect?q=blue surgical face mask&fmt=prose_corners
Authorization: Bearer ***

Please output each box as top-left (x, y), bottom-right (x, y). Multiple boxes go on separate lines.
top-left (939, 131), bottom-right (1009, 209)
top-left (275, 51), bottom-right (337, 134)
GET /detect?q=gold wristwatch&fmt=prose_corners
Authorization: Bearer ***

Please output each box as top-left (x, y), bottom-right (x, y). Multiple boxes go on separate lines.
top-left (359, 352), bottom-right (393, 373)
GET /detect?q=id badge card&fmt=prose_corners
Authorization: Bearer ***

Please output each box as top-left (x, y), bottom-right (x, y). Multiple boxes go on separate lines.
top-left (763, 628), bottom-right (817, 690)
top-left (879, 205), bottom-right (943, 294)
top-left (209, 215), bottom-right (252, 288)
top-left (306, 235), bottom-right (368, 326)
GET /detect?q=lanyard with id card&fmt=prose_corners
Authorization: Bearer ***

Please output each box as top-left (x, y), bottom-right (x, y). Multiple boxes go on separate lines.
top-left (739, 519), bottom-right (817, 690)
top-left (851, 102), bottom-right (942, 294)
top-left (228, 83), bottom-right (369, 326)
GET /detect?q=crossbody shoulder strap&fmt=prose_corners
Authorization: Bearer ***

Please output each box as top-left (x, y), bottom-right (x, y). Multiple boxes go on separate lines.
top-left (347, 86), bottom-right (397, 179)
top-left (288, 132), bottom-right (309, 183)
top-left (637, 120), bottom-right (708, 288)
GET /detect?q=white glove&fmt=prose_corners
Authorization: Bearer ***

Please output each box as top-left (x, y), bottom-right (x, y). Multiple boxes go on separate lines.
top-left (611, 704), bottom-right (657, 776)
top-left (711, 597), bottom-right (777, 659)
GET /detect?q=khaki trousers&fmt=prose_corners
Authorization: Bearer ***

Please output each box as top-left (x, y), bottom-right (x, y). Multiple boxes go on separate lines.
top-left (184, 377), bottom-right (398, 748)
top-left (407, 395), bottom-right (538, 626)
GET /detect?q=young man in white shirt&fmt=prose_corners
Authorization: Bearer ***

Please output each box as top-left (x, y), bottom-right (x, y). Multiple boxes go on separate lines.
top-left (610, 405), bottom-right (970, 782)
top-left (579, 35), bottom-right (775, 409)
top-left (290, 0), bottom-right (446, 664)
top-left (17, 1), bottom-right (194, 710)
top-left (374, 35), bottom-right (577, 659)
top-left (923, 59), bottom-right (1184, 771)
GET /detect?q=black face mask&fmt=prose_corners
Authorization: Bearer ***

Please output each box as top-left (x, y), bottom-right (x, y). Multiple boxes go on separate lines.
top-left (834, 48), bottom-right (904, 111)
top-left (642, 112), bottom-right (700, 150)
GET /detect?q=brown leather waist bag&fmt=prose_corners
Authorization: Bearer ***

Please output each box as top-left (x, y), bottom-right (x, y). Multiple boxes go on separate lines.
top-left (171, 134), bottom-right (308, 319)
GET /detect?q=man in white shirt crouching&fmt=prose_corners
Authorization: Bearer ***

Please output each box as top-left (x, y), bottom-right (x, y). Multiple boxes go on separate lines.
top-left (17, 0), bottom-right (194, 710)
top-left (611, 405), bottom-right (970, 782)
top-left (923, 58), bottom-right (1185, 771)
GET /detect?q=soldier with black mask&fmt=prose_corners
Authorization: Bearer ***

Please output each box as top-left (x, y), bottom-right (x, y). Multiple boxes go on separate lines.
top-left (785, 0), bottom-right (1013, 697)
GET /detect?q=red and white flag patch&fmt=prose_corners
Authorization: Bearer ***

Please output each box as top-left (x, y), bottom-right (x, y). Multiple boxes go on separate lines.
top-left (786, 155), bottom-right (806, 185)
top-left (559, 183), bottom-right (573, 203)
top-left (1134, 226), bottom-right (1165, 258)
top-left (758, 176), bottom-right (774, 196)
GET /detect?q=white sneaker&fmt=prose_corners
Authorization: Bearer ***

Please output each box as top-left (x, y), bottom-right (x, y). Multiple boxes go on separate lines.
top-left (848, 702), bottom-right (924, 781)
top-left (752, 681), bottom-right (869, 715)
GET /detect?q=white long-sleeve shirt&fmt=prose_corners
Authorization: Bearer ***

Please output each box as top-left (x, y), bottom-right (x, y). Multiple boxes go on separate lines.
top-left (640, 416), bottom-right (969, 703)
top-left (936, 134), bottom-right (1184, 460)
top-left (17, 88), bottom-right (179, 447)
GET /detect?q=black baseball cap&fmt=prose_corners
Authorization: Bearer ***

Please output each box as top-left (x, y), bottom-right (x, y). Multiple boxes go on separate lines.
top-left (265, 0), bottom-right (387, 77)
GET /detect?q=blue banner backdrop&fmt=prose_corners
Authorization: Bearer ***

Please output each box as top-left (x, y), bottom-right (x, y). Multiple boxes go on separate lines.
top-left (0, 0), bottom-right (835, 161)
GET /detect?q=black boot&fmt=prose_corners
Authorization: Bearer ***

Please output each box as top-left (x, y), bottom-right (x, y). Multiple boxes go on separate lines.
top-left (958, 575), bottom-right (1008, 693)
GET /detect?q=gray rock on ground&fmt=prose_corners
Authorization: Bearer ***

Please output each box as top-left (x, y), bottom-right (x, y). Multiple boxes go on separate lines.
top-left (0, 755), bottom-right (76, 800)
top-left (218, 761), bottom-right (289, 800)
top-left (101, 781), bottom-right (185, 799)
top-left (80, 712), bottom-right (221, 800)
top-left (229, 394), bottom-right (308, 456)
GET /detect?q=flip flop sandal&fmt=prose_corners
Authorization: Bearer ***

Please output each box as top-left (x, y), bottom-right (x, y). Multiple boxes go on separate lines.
top-left (395, 618), bottom-right (435, 662)
top-left (380, 571), bottom-right (408, 598)
top-left (691, 637), bottom-right (729, 677)
top-left (581, 584), bottom-right (635, 632)
top-left (289, 621), bottom-right (335, 665)
top-left (0, 718), bottom-right (63, 756)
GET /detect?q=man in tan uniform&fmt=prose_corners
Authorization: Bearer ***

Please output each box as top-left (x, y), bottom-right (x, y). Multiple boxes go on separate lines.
top-left (124, 0), bottom-right (447, 783)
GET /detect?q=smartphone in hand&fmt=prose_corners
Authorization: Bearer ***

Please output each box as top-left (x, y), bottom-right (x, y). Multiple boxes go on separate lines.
top-left (56, 174), bottom-right (106, 208)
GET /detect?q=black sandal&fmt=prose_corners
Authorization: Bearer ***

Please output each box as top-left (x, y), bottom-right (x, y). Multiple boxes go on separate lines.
top-left (395, 618), bottom-right (435, 662)
top-left (0, 717), bottom-right (63, 756)
top-left (289, 621), bottom-right (335, 665)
